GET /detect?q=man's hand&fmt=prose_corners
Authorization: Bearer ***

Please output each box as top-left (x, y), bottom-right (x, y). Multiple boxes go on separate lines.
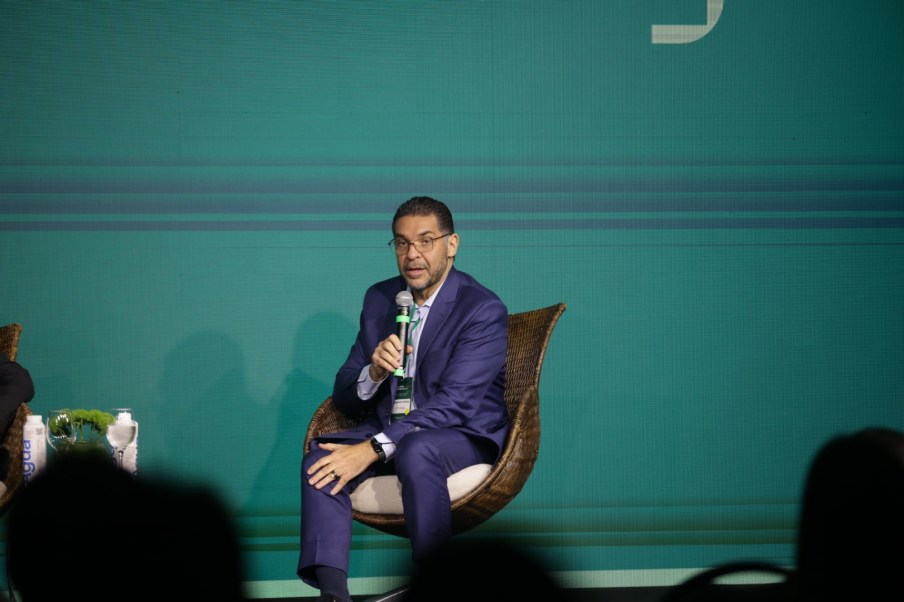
top-left (306, 441), bottom-right (381, 495)
top-left (368, 335), bottom-right (412, 381)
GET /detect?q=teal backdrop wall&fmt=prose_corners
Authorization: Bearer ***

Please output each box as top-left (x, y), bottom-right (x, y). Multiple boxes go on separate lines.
top-left (2, 1), bottom-right (902, 597)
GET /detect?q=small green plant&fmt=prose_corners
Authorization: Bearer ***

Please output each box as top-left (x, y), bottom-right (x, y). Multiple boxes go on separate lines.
top-left (48, 408), bottom-right (116, 450)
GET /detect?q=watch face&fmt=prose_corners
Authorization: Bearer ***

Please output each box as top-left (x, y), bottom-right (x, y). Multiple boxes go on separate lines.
top-left (371, 438), bottom-right (385, 460)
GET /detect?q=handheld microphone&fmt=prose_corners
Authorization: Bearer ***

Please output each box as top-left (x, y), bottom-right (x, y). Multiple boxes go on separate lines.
top-left (394, 291), bottom-right (414, 377)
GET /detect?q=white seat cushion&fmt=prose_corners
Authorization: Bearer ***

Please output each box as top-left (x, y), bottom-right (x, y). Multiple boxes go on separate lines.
top-left (350, 463), bottom-right (492, 514)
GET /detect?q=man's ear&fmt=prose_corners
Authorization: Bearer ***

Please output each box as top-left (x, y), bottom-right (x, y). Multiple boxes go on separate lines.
top-left (447, 233), bottom-right (460, 259)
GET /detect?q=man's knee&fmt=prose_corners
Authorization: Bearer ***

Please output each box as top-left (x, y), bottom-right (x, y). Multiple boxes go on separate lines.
top-left (396, 431), bottom-right (440, 460)
top-left (395, 432), bottom-right (450, 478)
top-left (301, 447), bottom-right (329, 476)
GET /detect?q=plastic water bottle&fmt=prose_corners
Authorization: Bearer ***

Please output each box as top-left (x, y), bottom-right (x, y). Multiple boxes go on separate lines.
top-left (23, 414), bottom-right (47, 483)
top-left (107, 409), bottom-right (139, 477)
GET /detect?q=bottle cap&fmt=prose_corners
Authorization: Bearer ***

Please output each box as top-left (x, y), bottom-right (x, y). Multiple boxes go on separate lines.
top-left (26, 415), bottom-right (44, 423)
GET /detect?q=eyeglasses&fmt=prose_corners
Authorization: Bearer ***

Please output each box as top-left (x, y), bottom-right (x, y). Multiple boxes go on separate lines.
top-left (388, 233), bottom-right (452, 255)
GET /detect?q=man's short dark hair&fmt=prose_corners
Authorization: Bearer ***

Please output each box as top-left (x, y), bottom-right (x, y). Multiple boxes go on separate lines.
top-left (392, 196), bottom-right (455, 235)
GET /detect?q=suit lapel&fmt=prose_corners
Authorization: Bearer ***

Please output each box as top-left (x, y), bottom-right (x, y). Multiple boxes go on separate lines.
top-left (416, 267), bottom-right (460, 358)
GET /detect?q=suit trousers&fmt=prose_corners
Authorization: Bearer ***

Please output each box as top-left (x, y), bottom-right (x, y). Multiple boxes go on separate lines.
top-left (297, 428), bottom-right (495, 589)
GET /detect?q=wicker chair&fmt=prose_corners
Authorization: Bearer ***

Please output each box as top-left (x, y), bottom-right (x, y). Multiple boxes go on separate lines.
top-left (303, 302), bottom-right (566, 537)
top-left (0, 323), bottom-right (32, 517)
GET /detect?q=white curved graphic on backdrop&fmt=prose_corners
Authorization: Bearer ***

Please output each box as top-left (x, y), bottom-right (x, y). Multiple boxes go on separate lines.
top-left (652, 0), bottom-right (724, 44)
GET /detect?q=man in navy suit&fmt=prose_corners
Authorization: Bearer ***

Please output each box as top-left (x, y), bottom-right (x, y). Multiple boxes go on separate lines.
top-left (297, 197), bottom-right (509, 602)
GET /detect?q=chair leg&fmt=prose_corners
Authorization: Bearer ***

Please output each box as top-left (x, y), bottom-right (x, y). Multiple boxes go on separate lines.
top-left (360, 584), bottom-right (409, 602)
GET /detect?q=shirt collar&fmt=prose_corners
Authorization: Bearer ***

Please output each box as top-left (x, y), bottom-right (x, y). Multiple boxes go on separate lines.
top-left (408, 279), bottom-right (445, 312)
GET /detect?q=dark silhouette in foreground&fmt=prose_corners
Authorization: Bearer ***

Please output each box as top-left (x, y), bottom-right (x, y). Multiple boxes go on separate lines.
top-left (660, 426), bottom-right (904, 602)
top-left (6, 451), bottom-right (248, 602)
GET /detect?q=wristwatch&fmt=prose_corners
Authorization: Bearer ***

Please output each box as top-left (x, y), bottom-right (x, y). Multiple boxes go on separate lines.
top-left (370, 437), bottom-right (387, 462)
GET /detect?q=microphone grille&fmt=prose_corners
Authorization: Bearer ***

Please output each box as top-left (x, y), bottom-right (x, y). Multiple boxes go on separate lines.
top-left (395, 290), bottom-right (414, 308)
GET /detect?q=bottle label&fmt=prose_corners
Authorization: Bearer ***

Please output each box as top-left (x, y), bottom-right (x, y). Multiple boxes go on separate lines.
top-left (23, 421), bottom-right (47, 483)
top-left (120, 442), bottom-right (138, 477)
top-left (115, 420), bottom-right (139, 477)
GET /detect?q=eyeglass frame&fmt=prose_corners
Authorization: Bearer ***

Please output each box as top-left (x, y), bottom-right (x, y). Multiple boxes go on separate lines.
top-left (388, 232), bottom-right (453, 255)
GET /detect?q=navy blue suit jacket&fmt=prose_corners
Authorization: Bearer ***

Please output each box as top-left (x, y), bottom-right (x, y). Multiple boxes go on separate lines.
top-left (328, 267), bottom-right (509, 461)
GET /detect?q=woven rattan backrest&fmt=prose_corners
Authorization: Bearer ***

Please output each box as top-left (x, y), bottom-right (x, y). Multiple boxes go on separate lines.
top-left (503, 304), bottom-right (566, 420)
top-left (0, 323), bottom-right (23, 361)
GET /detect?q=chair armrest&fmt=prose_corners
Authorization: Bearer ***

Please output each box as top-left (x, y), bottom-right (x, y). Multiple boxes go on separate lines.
top-left (303, 397), bottom-right (358, 453)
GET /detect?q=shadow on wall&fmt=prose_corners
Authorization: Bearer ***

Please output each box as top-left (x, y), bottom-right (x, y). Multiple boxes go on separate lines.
top-left (149, 329), bottom-right (260, 500)
top-left (242, 311), bottom-right (353, 515)
top-left (144, 310), bottom-right (358, 513)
